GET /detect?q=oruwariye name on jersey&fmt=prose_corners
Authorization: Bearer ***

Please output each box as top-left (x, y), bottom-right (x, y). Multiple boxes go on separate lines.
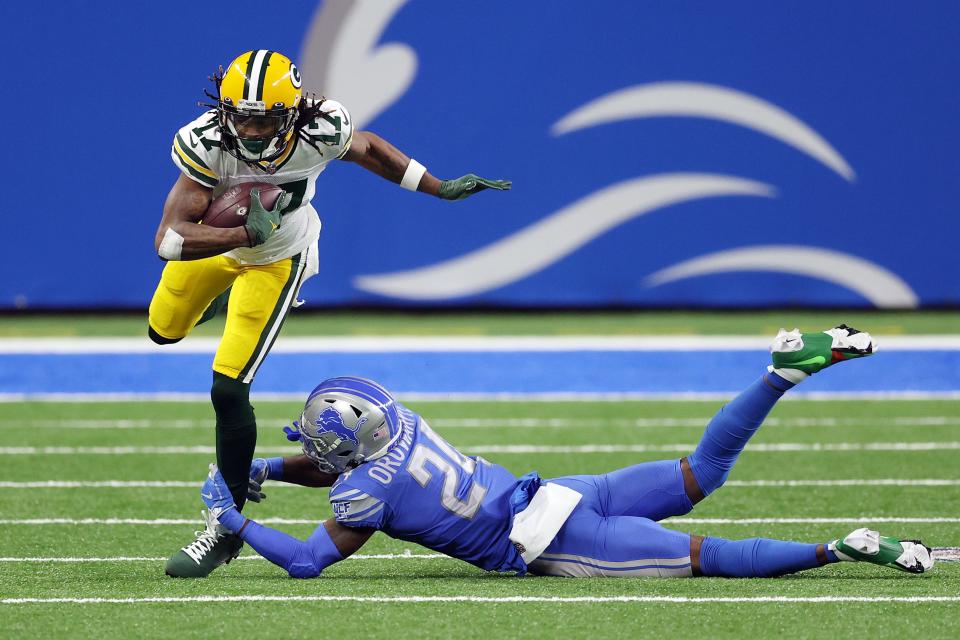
top-left (328, 405), bottom-right (532, 574)
top-left (170, 99), bottom-right (353, 265)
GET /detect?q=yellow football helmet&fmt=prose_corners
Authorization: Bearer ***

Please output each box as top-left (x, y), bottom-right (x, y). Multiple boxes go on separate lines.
top-left (213, 50), bottom-right (303, 165)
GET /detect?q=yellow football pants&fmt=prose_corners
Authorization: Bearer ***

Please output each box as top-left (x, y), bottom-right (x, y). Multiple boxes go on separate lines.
top-left (148, 251), bottom-right (307, 383)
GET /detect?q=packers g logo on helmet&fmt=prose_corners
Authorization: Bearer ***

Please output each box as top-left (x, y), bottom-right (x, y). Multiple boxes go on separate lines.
top-left (214, 50), bottom-right (303, 166)
top-left (290, 64), bottom-right (302, 89)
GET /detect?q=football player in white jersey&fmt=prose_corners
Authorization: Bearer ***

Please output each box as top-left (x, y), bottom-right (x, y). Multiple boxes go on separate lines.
top-left (151, 49), bottom-right (510, 578)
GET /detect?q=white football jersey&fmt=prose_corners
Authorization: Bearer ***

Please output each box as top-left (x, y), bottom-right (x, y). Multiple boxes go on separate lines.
top-left (170, 98), bottom-right (354, 265)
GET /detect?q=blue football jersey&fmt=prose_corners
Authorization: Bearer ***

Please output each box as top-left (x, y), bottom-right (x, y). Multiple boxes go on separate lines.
top-left (329, 404), bottom-right (531, 573)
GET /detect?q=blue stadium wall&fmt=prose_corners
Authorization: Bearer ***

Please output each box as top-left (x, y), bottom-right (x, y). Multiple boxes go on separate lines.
top-left (2, 1), bottom-right (957, 309)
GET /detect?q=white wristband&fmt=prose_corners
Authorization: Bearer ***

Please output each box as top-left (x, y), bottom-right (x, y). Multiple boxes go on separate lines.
top-left (158, 227), bottom-right (184, 261)
top-left (400, 159), bottom-right (427, 191)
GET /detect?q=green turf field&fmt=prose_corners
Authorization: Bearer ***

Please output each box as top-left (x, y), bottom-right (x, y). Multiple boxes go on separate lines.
top-left (1, 309), bottom-right (957, 336)
top-left (1, 397), bottom-right (957, 639)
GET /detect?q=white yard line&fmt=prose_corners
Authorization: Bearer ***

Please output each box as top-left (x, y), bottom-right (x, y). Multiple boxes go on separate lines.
top-left (1, 478), bottom-right (957, 489)
top-left (0, 552), bottom-right (446, 563)
top-left (468, 442), bottom-right (960, 454)
top-left (3, 416), bottom-right (958, 430)
top-left (433, 416), bottom-right (960, 429)
top-left (723, 479), bottom-right (960, 487)
top-left (2, 335), bottom-right (957, 353)
top-left (0, 419), bottom-right (212, 430)
top-left (3, 595), bottom-right (959, 605)
top-left (0, 481), bottom-right (207, 488)
top-left (934, 547), bottom-right (960, 561)
top-left (672, 517), bottom-right (960, 524)
top-left (3, 391), bottom-right (960, 402)
top-left (1, 516), bottom-right (956, 526)
top-left (2, 550), bottom-right (956, 563)
top-left (0, 442), bottom-right (958, 455)
top-left (0, 518), bottom-right (321, 525)
top-left (1, 442), bottom-right (958, 455)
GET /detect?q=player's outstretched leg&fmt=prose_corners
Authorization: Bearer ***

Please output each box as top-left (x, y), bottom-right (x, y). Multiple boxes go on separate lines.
top-left (166, 372), bottom-right (255, 578)
top-left (529, 512), bottom-right (933, 578)
top-left (695, 527), bottom-right (933, 577)
top-left (684, 324), bottom-right (875, 503)
top-left (683, 371), bottom-right (792, 503)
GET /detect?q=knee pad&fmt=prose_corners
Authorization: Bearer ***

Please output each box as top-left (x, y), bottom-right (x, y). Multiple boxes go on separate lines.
top-left (211, 372), bottom-right (254, 428)
top-left (147, 325), bottom-right (182, 345)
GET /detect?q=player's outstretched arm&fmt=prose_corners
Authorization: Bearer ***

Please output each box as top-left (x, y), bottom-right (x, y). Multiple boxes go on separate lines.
top-left (202, 464), bottom-right (373, 578)
top-left (341, 131), bottom-right (511, 200)
top-left (240, 518), bottom-right (373, 579)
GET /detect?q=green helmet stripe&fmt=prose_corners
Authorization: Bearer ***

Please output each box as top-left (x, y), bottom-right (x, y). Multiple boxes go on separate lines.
top-left (255, 50), bottom-right (274, 102)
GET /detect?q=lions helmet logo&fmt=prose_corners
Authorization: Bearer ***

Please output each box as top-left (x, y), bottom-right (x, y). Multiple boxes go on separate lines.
top-left (315, 406), bottom-right (365, 446)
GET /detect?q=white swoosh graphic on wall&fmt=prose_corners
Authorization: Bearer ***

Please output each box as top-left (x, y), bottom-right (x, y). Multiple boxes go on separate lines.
top-left (644, 245), bottom-right (918, 308)
top-left (300, 0), bottom-right (415, 128)
top-left (354, 174), bottom-right (775, 300)
top-left (552, 82), bottom-right (855, 182)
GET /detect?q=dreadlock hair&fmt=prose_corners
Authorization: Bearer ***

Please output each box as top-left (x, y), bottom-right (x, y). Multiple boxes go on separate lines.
top-left (295, 93), bottom-right (333, 155)
top-left (198, 66), bottom-right (226, 110)
top-left (198, 72), bottom-right (334, 161)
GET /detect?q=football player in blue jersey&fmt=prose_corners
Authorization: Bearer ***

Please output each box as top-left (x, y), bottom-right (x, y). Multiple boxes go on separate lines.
top-left (196, 325), bottom-right (935, 578)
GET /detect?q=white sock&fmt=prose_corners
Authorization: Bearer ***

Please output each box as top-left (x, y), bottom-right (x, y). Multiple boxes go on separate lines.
top-left (828, 540), bottom-right (854, 562)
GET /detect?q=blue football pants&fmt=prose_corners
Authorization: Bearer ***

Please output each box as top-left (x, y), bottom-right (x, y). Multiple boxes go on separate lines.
top-left (527, 373), bottom-right (831, 578)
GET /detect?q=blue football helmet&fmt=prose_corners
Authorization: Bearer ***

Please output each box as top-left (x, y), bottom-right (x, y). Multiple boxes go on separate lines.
top-left (292, 376), bottom-right (403, 473)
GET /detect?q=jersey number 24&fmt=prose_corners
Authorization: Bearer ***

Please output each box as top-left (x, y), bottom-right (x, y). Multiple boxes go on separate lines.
top-left (407, 423), bottom-right (488, 520)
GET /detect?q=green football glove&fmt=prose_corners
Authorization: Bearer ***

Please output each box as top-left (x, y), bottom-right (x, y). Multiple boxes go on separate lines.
top-left (245, 188), bottom-right (291, 247)
top-left (438, 174), bottom-right (512, 201)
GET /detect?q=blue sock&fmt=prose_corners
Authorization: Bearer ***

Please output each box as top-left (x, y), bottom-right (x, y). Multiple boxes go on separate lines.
top-left (687, 373), bottom-right (794, 496)
top-left (699, 537), bottom-right (825, 577)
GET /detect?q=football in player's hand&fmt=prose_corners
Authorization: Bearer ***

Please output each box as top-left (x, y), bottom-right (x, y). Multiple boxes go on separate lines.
top-left (202, 183), bottom-right (284, 228)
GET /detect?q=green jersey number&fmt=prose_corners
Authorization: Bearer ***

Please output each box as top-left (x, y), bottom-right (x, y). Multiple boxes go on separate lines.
top-left (191, 116), bottom-right (220, 151)
top-left (308, 111), bottom-right (342, 146)
top-left (277, 178), bottom-right (308, 215)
